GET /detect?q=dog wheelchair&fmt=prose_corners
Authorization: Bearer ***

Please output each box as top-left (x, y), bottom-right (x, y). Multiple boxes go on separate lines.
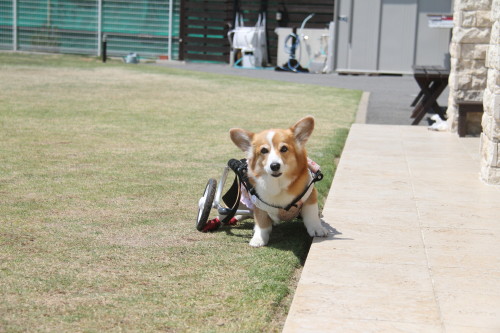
top-left (196, 159), bottom-right (252, 232)
top-left (196, 158), bottom-right (323, 232)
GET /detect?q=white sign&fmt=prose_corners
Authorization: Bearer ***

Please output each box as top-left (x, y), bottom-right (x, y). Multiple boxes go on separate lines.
top-left (427, 14), bottom-right (454, 28)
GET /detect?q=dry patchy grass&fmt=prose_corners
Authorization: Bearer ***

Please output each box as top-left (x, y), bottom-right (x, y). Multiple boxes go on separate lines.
top-left (0, 53), bottom-right (360, 332)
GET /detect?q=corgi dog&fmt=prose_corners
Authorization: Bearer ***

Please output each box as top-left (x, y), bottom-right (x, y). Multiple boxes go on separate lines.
top-left (230, 116), bottom-right (329, 247)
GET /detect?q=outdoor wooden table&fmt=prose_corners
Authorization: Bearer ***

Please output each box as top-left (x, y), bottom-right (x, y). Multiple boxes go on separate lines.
top-left (410, 66), bottom-right (449, 125)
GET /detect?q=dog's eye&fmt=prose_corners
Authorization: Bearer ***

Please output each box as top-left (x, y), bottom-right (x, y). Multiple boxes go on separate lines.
top-left (260, 147), bottom-right (269, 154)
top-left (280, 146), bottom-right (288, 153)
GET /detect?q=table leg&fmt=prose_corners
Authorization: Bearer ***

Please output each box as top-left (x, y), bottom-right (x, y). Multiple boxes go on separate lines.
top-left (411, 90), bottom-right (424, 107)
top-left (411, 80), bottom-right (447, 125)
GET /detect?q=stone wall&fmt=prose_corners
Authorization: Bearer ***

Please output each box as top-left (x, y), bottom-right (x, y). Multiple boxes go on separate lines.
top-left (447, 0), bottom-right (500, 184)
top-left (447, 0), bottom-right (492, 132)
top-left (480, 0), bottom-right (500, 184)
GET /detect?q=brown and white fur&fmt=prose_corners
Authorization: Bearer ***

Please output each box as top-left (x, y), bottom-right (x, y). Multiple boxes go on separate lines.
top-left (230, 116), bottom-right (328, 247)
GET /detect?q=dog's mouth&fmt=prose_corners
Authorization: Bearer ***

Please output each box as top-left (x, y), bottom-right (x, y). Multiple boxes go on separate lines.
top-left (271, 172), bottom-right (282, 178)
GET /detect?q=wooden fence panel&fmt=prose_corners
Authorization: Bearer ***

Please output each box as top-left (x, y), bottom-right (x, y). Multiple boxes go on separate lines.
top-left (179, 0), bottom-right (233, 62)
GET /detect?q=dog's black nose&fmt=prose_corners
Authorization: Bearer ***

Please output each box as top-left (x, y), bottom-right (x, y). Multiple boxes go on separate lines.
top-left (270, 162), bottom-right (281, 171)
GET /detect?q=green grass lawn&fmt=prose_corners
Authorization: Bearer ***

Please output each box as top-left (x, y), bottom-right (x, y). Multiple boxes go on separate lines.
top-left (0, 53), bottom-right (361, 332)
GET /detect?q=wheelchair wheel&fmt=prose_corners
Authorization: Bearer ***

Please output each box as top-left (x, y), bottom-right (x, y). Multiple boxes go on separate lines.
top-left (196, 178), bottom-right (217, 231)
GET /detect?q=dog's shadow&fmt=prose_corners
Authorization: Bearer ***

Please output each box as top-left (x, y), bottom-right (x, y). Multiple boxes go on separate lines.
top-left (222, 219), bottom-right (343, 265)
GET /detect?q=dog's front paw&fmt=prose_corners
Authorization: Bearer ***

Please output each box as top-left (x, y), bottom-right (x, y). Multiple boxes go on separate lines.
top-left (249, 225), bottom-right (271, 247)
top-left (249, 236), bottom-right (268, 247)
top-left (306, 224), bottom-right (329, 237)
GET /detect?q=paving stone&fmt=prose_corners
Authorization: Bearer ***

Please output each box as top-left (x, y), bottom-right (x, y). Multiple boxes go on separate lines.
top-left (283, 124), bottom-right (500, 332)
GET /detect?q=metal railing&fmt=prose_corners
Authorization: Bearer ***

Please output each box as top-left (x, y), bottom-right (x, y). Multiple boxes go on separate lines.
top-left (0, 0), bottom-right (180, 59)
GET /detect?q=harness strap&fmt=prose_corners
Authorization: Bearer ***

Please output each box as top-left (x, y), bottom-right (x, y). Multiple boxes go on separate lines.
top-left (250, 170), bottom-right (322, 211)
top-left (230, 159), bottom-right (323, 212)
top-left (284, 171), bottom-right (323, 211)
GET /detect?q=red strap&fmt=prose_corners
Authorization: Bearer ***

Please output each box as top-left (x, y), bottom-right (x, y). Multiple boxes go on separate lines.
top-left (202, 218), bottom-right (221, 232)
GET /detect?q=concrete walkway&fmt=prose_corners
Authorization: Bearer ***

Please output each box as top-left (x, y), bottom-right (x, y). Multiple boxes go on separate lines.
top-left (283, 124), bottom-right (500, 332)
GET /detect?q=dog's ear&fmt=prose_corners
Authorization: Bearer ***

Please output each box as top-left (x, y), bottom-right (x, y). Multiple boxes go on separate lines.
top-left (230, 128), bottom-right (254, 152)
top-left (291, 116), bottom-right (314, 146)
